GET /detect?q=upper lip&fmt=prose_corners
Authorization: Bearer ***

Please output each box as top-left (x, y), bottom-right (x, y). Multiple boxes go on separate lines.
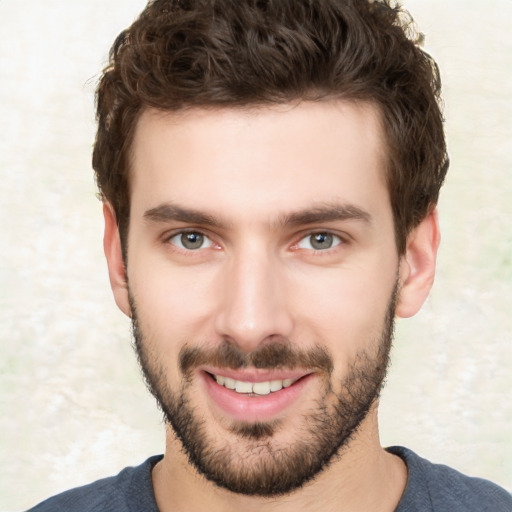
top-left (199, 366), bottom-right (312, 383)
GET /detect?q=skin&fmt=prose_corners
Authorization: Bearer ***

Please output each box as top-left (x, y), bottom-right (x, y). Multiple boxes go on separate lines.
top-left (104, 100), bottom-right (440, 512)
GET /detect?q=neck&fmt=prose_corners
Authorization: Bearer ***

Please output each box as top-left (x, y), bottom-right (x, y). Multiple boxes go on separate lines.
top-left (152, 408), bottom-right (407, 512)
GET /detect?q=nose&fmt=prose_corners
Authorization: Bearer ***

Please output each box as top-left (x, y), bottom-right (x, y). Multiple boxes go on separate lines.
top-left (214, 244), bottom-right (294, 352)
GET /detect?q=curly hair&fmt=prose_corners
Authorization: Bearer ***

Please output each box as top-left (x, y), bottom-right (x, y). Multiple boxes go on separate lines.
top-left (93, 0), bottom-right (448, 255)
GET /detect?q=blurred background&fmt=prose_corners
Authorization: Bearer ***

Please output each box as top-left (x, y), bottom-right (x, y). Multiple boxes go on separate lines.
top-left (0, 0), bottom-right (510, 509)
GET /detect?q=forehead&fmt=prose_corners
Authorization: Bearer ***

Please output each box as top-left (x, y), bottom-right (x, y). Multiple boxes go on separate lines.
top-left (129, 101), bottom-right (389, 226)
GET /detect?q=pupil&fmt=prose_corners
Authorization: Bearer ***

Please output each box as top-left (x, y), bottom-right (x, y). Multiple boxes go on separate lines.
top-left (182, 232), bottom-right (203, 249)
top-left (311, 233), bottom-right (332, 250)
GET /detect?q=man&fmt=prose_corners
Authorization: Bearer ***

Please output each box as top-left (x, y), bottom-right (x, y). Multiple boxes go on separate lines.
top-left (29, 0), bottom-right (512, 510)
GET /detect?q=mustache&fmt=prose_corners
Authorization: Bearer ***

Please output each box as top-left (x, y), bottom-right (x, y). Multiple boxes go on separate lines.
top-left (179, 338), bottom-right (333, 376)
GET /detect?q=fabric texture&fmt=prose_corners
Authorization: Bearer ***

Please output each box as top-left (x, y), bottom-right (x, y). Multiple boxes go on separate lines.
top-left (388, 446), bottom-right (512, 511)
top-left (28, 455), bottom-right (162, 512)
top-left (28, 448), bottom-right (512, 511)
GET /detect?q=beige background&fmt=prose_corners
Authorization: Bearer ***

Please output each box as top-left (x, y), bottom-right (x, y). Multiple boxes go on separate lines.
top-left (1, 1), bottom-right (511, 510)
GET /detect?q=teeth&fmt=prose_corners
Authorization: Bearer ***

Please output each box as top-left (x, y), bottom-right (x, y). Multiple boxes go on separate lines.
top-left (213, 375), bottom-right (298, 395)
top-left (269, 380), bottom-right (283, 392)
top-left (252, 381), bottom-right (271, 395)
top-left (224, 377), bottom-right (236, 390)
top-left (235, 381), bottom-right (253, 393)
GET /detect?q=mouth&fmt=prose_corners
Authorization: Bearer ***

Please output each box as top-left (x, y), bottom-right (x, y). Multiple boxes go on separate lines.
top-left (209, 373), bottom-right (298, 395)
top-left (200, 368), bottom-right (314, 423)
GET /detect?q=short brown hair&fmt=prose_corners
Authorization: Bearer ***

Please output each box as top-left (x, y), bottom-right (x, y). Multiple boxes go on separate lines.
top-left (93, 0), bottom-right (448, 255)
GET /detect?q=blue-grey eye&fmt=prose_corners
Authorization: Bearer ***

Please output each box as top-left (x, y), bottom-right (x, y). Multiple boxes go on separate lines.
top-left (170, 232), bottom-right (213, 250)
top-left (297, 232), bottom-right (342, 250)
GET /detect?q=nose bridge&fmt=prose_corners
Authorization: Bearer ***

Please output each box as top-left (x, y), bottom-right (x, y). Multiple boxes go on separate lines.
top-left (215, 241), bottom-right (292, 350)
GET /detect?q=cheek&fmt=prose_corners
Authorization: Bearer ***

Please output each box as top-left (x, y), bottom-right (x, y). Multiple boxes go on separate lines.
top-left (128, 261), bottom-right (218, 345)
top-left (290, 265), bottom-right (395, 355)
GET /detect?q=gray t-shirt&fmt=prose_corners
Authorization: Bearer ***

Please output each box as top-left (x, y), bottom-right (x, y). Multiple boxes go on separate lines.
top-left (388, 446), bottom-right (512, 511)
top-left (28, 447), bottom-right (512, 511)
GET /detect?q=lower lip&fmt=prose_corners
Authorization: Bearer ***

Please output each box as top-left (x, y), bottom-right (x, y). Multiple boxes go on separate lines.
top-left (200, 371), bottom-right (313, 423)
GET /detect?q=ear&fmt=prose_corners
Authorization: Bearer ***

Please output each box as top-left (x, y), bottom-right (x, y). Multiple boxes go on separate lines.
top-left (396, 208), bottom-right (440, 318)
top-left (103, 202), bottom-right (132, 317)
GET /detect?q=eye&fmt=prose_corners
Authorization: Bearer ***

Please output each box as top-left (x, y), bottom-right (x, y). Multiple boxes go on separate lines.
top-left (296, 232), bottom-right (343, 251)
top-left (169, 231), bottom-right (214, 250)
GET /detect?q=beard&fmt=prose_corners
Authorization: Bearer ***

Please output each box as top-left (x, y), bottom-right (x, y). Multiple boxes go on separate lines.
top-left (130, 281), bottom-right (398, 497)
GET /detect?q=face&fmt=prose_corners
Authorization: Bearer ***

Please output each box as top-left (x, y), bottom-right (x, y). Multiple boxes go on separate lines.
top-left (120, 102), bottom-right (404, 495)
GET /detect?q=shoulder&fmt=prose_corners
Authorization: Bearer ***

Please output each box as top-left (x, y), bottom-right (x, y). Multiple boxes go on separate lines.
top-left (388, 446), bottom-right (512, 511)
top-left (27, 455), bottom-right (162, 512)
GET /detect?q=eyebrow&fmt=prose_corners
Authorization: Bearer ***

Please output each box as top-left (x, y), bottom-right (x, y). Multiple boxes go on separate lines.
top-left (143, 201), bottom-right (372, 229)
top-left (276, 203), bottom-right (372, 228)
top-left (144, 203), bottom-right (226, 228)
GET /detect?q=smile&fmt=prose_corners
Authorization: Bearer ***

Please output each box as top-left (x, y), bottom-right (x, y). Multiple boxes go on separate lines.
top-left (213, 374), bottom-right (297, 395)
top-left (201, 368), bottom-right (314, 422)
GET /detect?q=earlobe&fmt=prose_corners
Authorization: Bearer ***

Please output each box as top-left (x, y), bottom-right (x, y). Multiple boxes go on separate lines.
top-left (103, 202), bottom-right (132, 318)
top-left (395, 208), bottom-right (441, 319)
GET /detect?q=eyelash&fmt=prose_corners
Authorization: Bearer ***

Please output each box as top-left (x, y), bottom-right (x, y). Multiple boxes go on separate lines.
top-left (165, 230), bottom-right (217, 251)
top-left (294, 232), bottom-right (344, 252)
top-left (163, 229), bottom-right (347, 254)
